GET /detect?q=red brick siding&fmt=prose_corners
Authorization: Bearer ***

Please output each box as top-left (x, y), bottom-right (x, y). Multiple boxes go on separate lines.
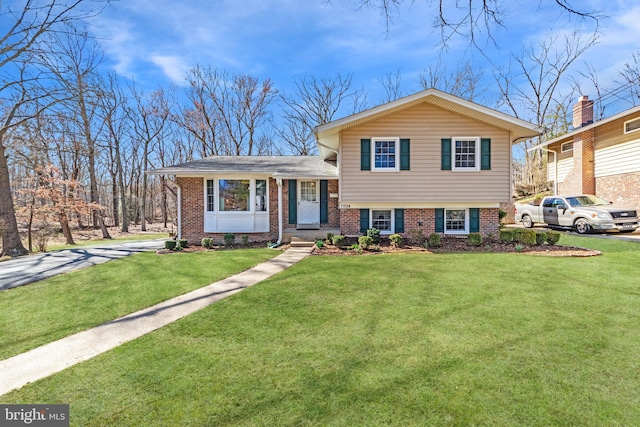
top-left (178, 177), bottom-right (340, 245)
top-left (340, 207), bottom-right (500, 237)
top-left (596, 172), bottom-right (640, 209)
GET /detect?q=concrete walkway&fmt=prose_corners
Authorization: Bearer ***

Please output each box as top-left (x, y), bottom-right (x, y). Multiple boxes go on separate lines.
top-left (0, 246), bottom-right (314, 396)
top-left (0, 239), bottom-right (166, 291)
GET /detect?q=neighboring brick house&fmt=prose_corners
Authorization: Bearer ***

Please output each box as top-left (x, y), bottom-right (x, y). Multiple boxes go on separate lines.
top-left (149, 89), bottom-right (540, 244)
top-left (534, 96), bottom-right (640, 209)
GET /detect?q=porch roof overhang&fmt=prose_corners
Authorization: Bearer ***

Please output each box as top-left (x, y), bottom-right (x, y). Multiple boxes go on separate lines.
top-left (147, 155), bottom-right (338, 179)
top-left (314, 88), bottom-right (542, 160)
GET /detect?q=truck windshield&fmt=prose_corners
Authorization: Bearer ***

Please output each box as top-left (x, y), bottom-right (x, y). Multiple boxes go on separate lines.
top-left (566, 195), bottom-right (611, 207)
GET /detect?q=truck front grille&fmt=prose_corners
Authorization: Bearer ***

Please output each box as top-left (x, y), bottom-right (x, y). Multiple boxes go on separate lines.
top-left (611, 210), bottom-right (638, 219)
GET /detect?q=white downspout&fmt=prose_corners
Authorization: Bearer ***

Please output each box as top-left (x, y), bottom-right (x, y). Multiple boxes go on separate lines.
top-left (177, 185), bottom-right (182, 240)
top-left (537, 147), bottom-right (558, 195)
top-left (276, 178), bottom-right (283, 244)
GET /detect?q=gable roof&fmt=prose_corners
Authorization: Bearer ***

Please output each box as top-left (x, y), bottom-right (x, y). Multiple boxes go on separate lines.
top-left (531, 104), bottom-right (640, 150)
top-left (147, 156), bottom-right (338, 179)
top-left (314, 88), bottom-right (542, 160)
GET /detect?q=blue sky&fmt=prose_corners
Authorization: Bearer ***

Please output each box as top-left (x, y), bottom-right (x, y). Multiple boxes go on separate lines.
top-left (87, 0), bottom-right (640, 116)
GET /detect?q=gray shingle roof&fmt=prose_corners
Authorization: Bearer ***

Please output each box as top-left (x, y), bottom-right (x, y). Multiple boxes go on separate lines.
top-left (147, 156), bottom-right (338, 179)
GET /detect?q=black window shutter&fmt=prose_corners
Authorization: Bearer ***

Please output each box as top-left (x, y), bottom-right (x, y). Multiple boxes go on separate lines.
top-left (394, 208), bottom-right (405, 233)
top-left (360, 209), bottom-right (370, 233)
top-left (481, 138), bottom-right (491, 170)
top-left (288, 180), bottom-right (297, 224)
top-left (400, 139), bottom-right (410, 170)
top-left (361, 139), bottom-right (371, 171)
top-left (441, 139), bottom-right (452, 170)
top-left (435, 208), bottom-right (445, 232)
top-left (320, 180), bottom-right (328, 224)
top-left (470, 208), bottom-right (480, 232)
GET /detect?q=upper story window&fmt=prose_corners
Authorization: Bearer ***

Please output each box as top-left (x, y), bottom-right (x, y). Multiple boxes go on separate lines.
top-left (624, 117), bottom-right (640, 134)
top-left (561, 141), bottom-right (573, 152)
top-left (453, 137), bottom-right (480, 171)
top-left (372, 137), bottom-right (399, 171)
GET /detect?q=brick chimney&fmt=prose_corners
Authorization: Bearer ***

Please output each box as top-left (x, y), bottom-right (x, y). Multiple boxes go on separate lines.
top-left (572, 95), bottom-right (594, 128)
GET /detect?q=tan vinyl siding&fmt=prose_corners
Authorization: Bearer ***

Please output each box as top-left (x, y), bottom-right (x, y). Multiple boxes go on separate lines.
top-left (594, 118), bottom-right (640, 177)
top-left (340, 102), bottom-right (511, 203)
top-left (548, 149), bottom-right (573, 182)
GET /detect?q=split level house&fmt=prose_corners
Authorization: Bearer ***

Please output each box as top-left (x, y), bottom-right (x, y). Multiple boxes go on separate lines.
top-left (534, 96), bottom-right (640, 209)
top-left (149, 88), bottom-right (541, 244)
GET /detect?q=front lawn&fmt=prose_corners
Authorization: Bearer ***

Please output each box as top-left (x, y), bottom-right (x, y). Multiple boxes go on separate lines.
top-left (0, 249), bottom-right (277, 360)
top-left (2, 237), bottom-right (640, 426)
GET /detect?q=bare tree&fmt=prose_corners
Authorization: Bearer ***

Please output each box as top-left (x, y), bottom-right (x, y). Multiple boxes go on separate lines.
top-left (178, 66), bottom-right (276, 157)
top-left (418, 61), bottom-right (487, 101)
top-left (378, 69), bottom-right (404, 103)
top-left (129, 85), bottom-right (170, 231)
top-left (617, 51), bottom-right (640, 106)
top-left (495, 30), bottom-right (597, 196)
top-left (278, 73), bottom-right (368, 155)
top-left (347, 0), bottom-right (602, 48)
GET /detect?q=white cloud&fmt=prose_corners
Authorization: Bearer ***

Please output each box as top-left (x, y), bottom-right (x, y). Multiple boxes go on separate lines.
top-left (149, 55), bottom-right (190, 85)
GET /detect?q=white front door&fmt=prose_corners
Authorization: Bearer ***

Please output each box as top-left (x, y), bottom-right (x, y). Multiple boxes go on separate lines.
top-left (298, 180), bottom-right (320, 226)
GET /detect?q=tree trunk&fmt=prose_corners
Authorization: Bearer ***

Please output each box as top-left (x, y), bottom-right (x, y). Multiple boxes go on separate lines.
top-left (117, 152), bottom-right (128, 233)
top-left (59, 211), bottom-right (75, 245)
top-left (111, 172), bottom-right (119, 227)
top-left (96, 209), bottom-right (111, 239)
top-left (0, 140), bottom-right (28, 257)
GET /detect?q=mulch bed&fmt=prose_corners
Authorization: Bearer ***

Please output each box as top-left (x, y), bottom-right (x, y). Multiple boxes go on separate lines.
top-left (311, 237), bottom-right (601, 257)
top-left (155, 237), bottom-right (601, 257)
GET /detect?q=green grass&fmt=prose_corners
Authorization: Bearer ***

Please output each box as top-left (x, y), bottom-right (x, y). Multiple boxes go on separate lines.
top-left (2, 237), bottom-right (640, 426)
top-left (0, 249), bottom-right (277, 360)
top-left (46, 233), bottom-right (168, 252)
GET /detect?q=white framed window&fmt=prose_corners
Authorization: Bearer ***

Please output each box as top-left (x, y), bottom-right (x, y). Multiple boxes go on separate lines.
top-left (452, 137), bottom-right (480, 171)
top-left (624, 117), bottom-right (640, 134)
top-left (205, 178), bottom-right (268, 213)
top-left (561, 141), bottom-right (573, 153)
top-left (445, 209), bottom-right (468, 234)
top-left (371, 209), bottom-right (393, 233)
top-left (372, 137), bottom-right (399, 171)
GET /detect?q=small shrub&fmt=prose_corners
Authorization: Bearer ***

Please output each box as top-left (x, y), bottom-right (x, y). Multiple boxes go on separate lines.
top-left (389, 234), bottom-right (403, 247)
top-left (515, 244), bottom-right (524, 253)
top-left (499, 229), bottom-right (515, 243)
top-left (201, 237), bottom-right (213, 249)
top-left (351, 243), bottom-right (362, 254)
top-left (332, 235), bottom-right (346, 246)
top-left (164, 240), bottom-right (177, 250)
top-left (241, 235), bottom-right (249, 246)
top-left (516, 229), bottom-right (537, 245)
top-left (467, 233), bottom-right (483, 246)
top-left (535, 232), bottom-right (547, 245)
top-left (178, 238), bottom-right (188, 248)
top-left (546, 231), bottom-right (561, 245)
top-left (174, 245), bottom-right (184, 251)
top-left (315, 240), bottom-right (324, 248)
top-left (326, 232), bottom-right (334, 243)
top-left (427, 233), bottom-right (441, 248)
top-left (499, 209), bottom-right (507, 221)
top-left (408, 229), bottom-right (426, 246)
top-left (223, 233), bottom-right (235, 246)
top-left (359, 235), bottom-right (373, 250)
top-left (366, 228), bottom-right (381, 244)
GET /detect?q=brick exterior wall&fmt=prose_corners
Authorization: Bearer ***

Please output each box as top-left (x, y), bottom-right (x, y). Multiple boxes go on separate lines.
top-left (177, 177), bottom-right (340, 245)
top-left (340, 207), bottom-right (500, 237)
top-left (560, 96), bottom-right (596, 195)
top-left (596, 172), bottom-right (640, 209)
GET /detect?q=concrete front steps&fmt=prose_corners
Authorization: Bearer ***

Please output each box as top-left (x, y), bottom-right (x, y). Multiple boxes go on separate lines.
top-left (283, 227), bottom-right (339, 245)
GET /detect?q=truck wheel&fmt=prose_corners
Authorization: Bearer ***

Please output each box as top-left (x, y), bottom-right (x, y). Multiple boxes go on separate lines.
top-left (521, 215), bottom-right (533, 228)
top-left (574, 218), bottom-right (591, 234)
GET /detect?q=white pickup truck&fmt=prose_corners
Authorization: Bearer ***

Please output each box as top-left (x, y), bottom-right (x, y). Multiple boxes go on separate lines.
top-left (515, 195), bottom-right (639, 234)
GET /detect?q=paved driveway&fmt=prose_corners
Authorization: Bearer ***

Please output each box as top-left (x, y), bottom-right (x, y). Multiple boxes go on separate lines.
top-left (0, 239), bottom-right (165, 291)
